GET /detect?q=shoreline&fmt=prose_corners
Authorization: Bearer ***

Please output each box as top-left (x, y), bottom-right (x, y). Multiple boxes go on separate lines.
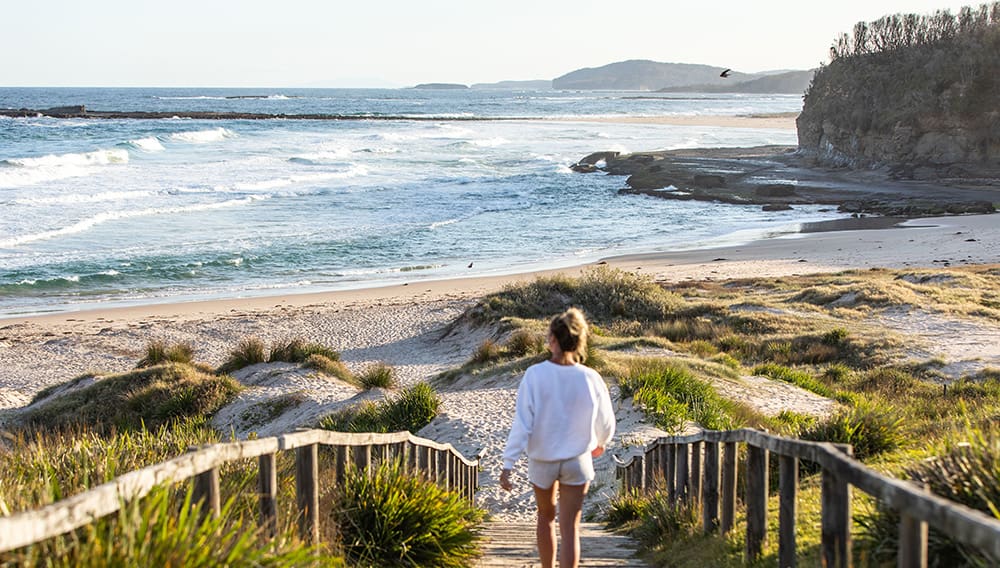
top-left (5, 212), bottom-right (996, 328)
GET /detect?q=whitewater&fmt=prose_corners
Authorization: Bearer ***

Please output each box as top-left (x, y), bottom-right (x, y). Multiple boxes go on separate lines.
top-left (0, 87), bottom-right (826, 317)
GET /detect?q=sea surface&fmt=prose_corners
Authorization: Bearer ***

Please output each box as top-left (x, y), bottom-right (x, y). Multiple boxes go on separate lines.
top-left (0, 88), bottom-right (828, 317)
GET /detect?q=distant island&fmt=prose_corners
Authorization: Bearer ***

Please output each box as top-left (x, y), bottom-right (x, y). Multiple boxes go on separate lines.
top-left (410, 83), bottom-right (469, 90)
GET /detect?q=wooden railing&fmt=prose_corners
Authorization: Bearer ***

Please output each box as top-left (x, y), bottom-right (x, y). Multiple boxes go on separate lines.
top-left (0, 429), bottom-right (479, 553)
top-left (616, 429), bottom-right (1000, 568)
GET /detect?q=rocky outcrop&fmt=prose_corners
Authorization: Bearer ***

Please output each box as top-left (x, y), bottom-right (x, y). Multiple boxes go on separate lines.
top-left (571, 146), bottom-right (1000, 217)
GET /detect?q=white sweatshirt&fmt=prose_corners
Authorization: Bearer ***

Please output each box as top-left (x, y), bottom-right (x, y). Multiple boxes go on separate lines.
top-left (502, 360), bottom-right (616, 470)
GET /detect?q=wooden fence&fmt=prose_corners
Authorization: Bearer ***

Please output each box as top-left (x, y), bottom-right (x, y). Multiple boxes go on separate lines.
top-left (0, 429), bottom-right (479, 553)
top-left (616, 428), bottom-right (1000, 568)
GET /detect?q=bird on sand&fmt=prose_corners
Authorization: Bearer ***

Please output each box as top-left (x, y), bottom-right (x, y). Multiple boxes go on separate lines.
top-left (720, 68), bottom-right (732, 78)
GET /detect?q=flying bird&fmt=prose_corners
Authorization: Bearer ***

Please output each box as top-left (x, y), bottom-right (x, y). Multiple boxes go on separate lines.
top-left (467, 262), bottom-right (474, 268)
top-left (720, 68), bottom-right (732, 78)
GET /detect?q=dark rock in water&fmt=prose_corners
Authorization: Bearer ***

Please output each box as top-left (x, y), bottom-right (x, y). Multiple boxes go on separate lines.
top-left (762, 204), bottom-right (793, 211)
top-left (755, 184), bottom-right (796, 197)
top-left (43, 105), bottom-right (86, 116)
top-left (570, 163), bottom-right (600, 173)
top-left (693, 174), bottom-right (726, 188)
top-left (578, 151), bottom-right (620, 165)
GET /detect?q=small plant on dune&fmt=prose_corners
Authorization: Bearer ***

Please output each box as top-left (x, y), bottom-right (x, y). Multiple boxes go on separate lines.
top-left (620, 359), bottom-right (734, 431)
top-left (801, 399), bottom-right (905, 461)
top-left (303, 354), bottom-right (357, 385)
top-left (358, 362), bottom-right (398, 390)
top-left (136, 340), bottom-right (195, 368)
top-left (327, 461), bottom-right (483, 568)
top-left (605, 491), bottom-right (650, 529)
top-left (318, 383), bottom-right (440, 434)
top-left (629, 491), bottom-right (701, 549)
top-left (470, 339), bottom-right (505, 365)
top-left (823, 363), bottom-right (853, 383)
top-left (859, 425), bottom-right (1000, 566)
top-left (752, 363), bottom-right (834, 398)
top-left (217, 337), bottom-right (267, 374)
top-left (505, 329), bottom-right (546, 357)
top-left (268, 337), bottom-right (341, 364)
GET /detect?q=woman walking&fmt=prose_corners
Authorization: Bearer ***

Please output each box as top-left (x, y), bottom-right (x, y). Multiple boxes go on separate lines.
top-left (499, 307), bottom-right (616, 568)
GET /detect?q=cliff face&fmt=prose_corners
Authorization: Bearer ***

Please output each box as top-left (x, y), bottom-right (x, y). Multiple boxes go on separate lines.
top-left (796, 7), bottom-right (1000, 175)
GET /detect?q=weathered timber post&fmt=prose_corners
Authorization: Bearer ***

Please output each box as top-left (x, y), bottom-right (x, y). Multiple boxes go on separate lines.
top-left (405, 441), bottom-right (417, 473)
top-left (667, 444), bottom-right (676, 501)
top-left (353, 444), bottom-right (372, 475)
top-left (657, 443), bottom-right (668, 488)
top-left (779, 454), bottom-right (799, 568)
top-left (745, 444), bottom-right (769, 562)
top-left (635, 454), bottom-right (646, 492)
top-left (677, 443), bottom-right (690, 502)
top-left (721, 441), bottom-right (738, 535)
top-left (703, 441), bottom-right (720, 534)
top-left (437, 449), bottom-right (450, 490)
top-left (821, 445), bottom-right (853, 568)
top-left (689, 441), bottom-right (702, 504)
top-left (193, 466), bottom-right (221, 520)
top-left (296, 443), bottom-right (320, 545)
top-left (449, 454), bottom-right (459, 493)
top-left (643, 448), bottom-right (654, 491)
top-left (389, 441), bottom-right (405, 470)
top-left (258, 453), bottom-right (278, 538)
top-left (335, 446), bottom-right (348, 485)
top-left (898, 483), bottom-right (929, 568)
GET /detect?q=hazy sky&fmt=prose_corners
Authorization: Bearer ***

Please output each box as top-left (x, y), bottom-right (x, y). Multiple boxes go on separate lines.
top-left (2, 0), bottom-right (977, 87)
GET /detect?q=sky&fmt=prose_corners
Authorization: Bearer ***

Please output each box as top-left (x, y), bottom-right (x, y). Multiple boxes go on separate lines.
top-left (1, 0), bottom-right (979, 87)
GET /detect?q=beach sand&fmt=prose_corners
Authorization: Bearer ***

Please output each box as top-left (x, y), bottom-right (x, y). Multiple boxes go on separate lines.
top-left (2, 212), bottom-right (999, 520)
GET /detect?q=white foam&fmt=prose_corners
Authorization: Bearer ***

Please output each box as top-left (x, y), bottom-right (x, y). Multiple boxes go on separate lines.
top-left (124, 137), bottom-right (165, 152)
top-left (15, 190), bottom-right (157, 205)
top-left (230, 167), bottom-right (369, 192)
top-left (471, 137), bottom-right (509, 147)
top-left (429, 219), bottom-right (459, 230)
top-left (166, 128), bottom-right (236, 144)
top-left (0, 149), bottom-right (129, 188)
top-left (0, 196), bottom-right (269, 248)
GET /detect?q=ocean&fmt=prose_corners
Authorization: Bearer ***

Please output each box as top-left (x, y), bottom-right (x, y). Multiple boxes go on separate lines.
top-left (0, 88), bottom-right (826, 317)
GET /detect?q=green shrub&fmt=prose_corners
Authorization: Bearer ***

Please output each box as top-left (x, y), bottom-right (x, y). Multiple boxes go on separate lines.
top-left (854, 367), bottom-right (919, 395)
top-left (318, 383), bottom-right (440, 434)
top-left (822, 328), bottom-right (850, 345)
top-left (505, 329), bottom-right (546, 357)
top-left (629, 491), bottom-right (700, 548)
top-left (605, 491), bottom-right (649, 529)
top-left (753, 363), bottom-right (834, 397)
top-left (19, 363), bottom-right (241, 432)
top-left (823, 363), bottom-right (853, 383)
top-left (652, 319), bottom-right (727, 342)
top-left (801, 400), bottom-right (906, 460)
top-left (217, 337), bottom-right (267, 373)
top-left (711, 353), bottom-right (741, 370)
top-left (859, 426), bottom-right (1000, 566)
top-left (328, 461), bottom-right (483, 567)
top-left (269, 337), bottom-right (341, 364)
top-left (136, 341), bottom-right (195, 368)
top-left (358, 362), bottom-right (398, 390)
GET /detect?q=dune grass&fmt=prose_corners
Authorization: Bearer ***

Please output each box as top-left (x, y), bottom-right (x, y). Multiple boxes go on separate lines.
top-left (19, 363), bottom-right (241, 432)
top-left (318, 383), bottom-right (441, 434)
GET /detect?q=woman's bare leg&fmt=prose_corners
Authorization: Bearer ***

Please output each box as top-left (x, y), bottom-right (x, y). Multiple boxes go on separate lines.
top-left (557, 482), bottom-right (590, 568)
top-left (533, 483), bottom-right (558, 568)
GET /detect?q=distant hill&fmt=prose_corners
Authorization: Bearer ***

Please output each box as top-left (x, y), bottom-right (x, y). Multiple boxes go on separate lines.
top-left (658, 70), bottom-right (816, 94)
top-left (552, 60), bottom-right (753, 91)
top-left (410, 83), bottom-right (468, 90)
top-left (471, 80), bottom-right (552, 90)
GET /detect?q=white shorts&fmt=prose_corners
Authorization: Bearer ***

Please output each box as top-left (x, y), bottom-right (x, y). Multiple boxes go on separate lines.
top-left (528, 453), bottom-right (595, 489)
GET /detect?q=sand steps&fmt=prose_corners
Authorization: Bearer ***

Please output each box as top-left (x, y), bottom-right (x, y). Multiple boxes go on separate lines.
top-left (477, 521), bottom-right (648, 567)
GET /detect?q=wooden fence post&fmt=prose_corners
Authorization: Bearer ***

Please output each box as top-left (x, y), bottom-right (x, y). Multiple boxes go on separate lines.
top-left (677, 443), bottom-right (690, 502)
top-left (296, 443), bottom-right (320, 545)
top-left (643, 449), bottom-right (654, 491)
top-left (689, 441), bottom-right (702, 504)
top-left (353, 444), bottom-right (371, 475)
top-left (667, 444), bottom-right (676, 501)
top-left (898, 483), bottom-right (929, 568)
top-left (437, 449), bottom-right (450, 490)
top-left (406, 441), bottom-right (418, 473)
top-left (635, 455), bottom-right (646, 492)
top-left (703, 441), bottom-right (720, 534)
top-left (821, 446), bottom-right (853, 568)
top-left (779, 454), bottom-right (799, 568)
top-left (258, 453), bottom-right (278, 538)
top-left (745, 444), bottom-right (768, 562)
top-left (335, 446), bottom-right (348, 486)
top-left (193, 467), bottom-right (220, 520)
top-left (721, 441), bottom-right (738, 535)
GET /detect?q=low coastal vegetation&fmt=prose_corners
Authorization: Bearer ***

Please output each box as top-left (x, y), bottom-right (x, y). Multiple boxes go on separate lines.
top-left (1, 336), bottom-right (465, 566)
top-left (456, 265), bottom-right (1000, 565)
